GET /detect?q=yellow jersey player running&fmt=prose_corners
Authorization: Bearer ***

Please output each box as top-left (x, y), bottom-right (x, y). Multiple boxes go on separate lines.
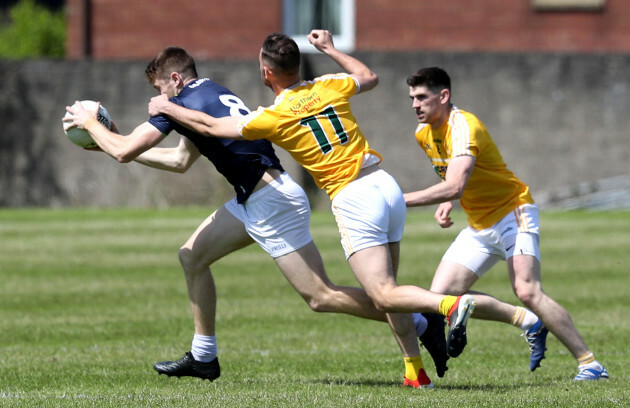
top-left (148, 30), bottom-right (477, 388)
top-left (404, 66), bottom-right (608, 381)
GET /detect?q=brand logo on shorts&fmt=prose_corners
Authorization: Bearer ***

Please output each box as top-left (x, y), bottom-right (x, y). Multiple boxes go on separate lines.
top-left (270, 243), bottom-right (287, 252)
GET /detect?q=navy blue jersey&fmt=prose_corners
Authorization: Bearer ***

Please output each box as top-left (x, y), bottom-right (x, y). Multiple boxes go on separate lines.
top-left (148, 78), bottom-right (283, 203)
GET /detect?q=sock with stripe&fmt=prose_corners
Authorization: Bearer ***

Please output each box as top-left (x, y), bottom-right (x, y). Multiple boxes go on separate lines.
top-left (577, 351), bottom-right (603, 370)
top-left (511, 306), bottom-right (539, 331)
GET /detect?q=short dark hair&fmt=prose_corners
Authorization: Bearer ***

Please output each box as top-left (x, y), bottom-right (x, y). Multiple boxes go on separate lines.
top-left (145, 46), bottom-right (198, 84)
top-left (261, 32), bottom-right (300, 76)
top-left (406, 67), bottom-right (451, 94)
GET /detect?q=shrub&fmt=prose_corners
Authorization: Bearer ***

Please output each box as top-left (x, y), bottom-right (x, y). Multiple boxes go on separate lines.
top-left (0, 0), bottom-right (65, 59)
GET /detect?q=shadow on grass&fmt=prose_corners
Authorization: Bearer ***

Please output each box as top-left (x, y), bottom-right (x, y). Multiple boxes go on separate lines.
top-left (310, 377), bottom-right (561, 391)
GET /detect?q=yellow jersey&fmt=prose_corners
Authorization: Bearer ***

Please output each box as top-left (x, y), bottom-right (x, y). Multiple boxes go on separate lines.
top-left (238, 74), bottom-right (381, 199)
top-left (414, 106), bottom-right (533, 230)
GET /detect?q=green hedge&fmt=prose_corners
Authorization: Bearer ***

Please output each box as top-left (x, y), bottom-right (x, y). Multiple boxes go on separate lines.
top-left (0, 0), bottom-right (65, 59)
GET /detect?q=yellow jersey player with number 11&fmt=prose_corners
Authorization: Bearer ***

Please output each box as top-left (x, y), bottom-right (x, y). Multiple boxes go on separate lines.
top-left (148, 30), bottom-right (479, 388)
top-left (238, 72), bottom-right (378, 199)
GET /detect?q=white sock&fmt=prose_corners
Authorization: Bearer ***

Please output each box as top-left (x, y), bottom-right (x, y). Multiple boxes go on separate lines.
top-left (579, 360), bottom-right (603, 371)
top-left (191, 334), bottom-right (217, 362)
top-left (520, 310), bottom-right (539, 331)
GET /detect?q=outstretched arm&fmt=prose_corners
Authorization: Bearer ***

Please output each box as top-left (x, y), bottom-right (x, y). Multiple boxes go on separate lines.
top-left (148, 94), bottom-right (242, 139)
top-left (63, 100), bottom-right (165, 163)
top-left (307, 29), bottom-right (378, 93)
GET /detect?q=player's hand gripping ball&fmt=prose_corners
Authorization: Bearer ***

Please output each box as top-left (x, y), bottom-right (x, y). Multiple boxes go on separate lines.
top-left (63, 100), bottom-right (111, 148)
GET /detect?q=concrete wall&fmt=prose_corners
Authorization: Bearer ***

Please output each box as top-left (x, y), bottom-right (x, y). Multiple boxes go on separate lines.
top-left (1, 51), bottom-right (629, 209)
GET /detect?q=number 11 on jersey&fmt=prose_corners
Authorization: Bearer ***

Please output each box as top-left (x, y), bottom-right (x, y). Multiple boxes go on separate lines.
top-left (300, 106), bottom-right (348, 154)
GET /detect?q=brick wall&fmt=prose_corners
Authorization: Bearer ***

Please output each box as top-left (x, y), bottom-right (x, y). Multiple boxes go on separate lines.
top-left (66, 0), bottom-right (630, 61)
top-left (357, 0), bottom-right (630, 54)
top-left (66, 0), bottom-right (283, 60)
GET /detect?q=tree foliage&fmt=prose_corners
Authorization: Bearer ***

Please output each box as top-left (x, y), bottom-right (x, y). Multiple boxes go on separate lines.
top-left (0, 0), bottom-right (65, 59)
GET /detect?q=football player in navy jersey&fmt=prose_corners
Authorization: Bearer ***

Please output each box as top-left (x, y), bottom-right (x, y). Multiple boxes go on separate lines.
top-left (63, 46), bottom-right (447, 382)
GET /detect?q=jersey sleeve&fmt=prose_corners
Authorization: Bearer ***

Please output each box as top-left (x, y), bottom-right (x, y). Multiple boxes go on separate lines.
top-left (148, 113), bottom-right (174, 135)
top-left (317, 73), bottom-right (358, 98)
top-left (450, 111), bottom-right (479, 158)
top-left (237, 107), bottom-right (278, 141)
top-left (414, 123), bottom-right (429, 150)
top-left (148, 97), bottom-right (188, 135)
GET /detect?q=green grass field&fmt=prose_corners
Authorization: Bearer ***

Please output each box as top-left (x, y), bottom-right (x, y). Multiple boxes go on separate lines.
top-left (1, 208), bottom-right (628, 407)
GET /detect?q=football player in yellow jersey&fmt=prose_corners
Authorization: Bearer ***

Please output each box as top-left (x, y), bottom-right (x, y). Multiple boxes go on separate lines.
top-left (404, 67), bottom-right (608, 381)
top-left (148, 31), bottom-right (478, 388)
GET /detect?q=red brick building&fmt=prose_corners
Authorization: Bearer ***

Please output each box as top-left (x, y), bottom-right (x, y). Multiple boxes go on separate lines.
top-left (66, 0), bottom-right (630, 61)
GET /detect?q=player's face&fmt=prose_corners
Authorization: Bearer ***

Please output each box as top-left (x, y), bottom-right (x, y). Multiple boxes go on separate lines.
top-left (409, 85), bottom-right (449, 127)
top-left (153, 77), bottom-right (178, 98)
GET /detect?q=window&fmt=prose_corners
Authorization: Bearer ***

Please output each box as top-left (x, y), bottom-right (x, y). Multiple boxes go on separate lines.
top-left (531, 0), bottom-right (605, 11)
top-left (283, 0), bottom-right (355, 53)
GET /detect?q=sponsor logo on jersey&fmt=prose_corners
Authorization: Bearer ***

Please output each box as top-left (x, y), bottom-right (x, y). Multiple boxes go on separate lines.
top-left (290, 92), bottom-right (321, 115)
top-left (433, 165), bottom-right (447, 178)
top-left (189, 78), bottom-right (210, 88)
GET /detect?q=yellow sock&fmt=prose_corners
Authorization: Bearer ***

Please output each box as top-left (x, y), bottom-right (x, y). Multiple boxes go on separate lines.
top-left (438, 295), bottom-right (458, 317)
top-left (511, 306), bottom-right (527, 327)
top-left (577, 351), bottom-right (595, 366)
top-left (404, 356), bottom-right (424, 381)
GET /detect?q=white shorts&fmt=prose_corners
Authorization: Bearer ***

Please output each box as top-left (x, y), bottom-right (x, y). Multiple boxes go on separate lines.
top-left (331, 169), bottom-right (406, 258)
top-left (443, 204), bottom-right (541, 277)
top-left (225, 172), bottom-right (312, 258)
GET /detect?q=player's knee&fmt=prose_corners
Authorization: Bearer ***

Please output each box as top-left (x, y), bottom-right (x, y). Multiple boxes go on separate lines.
top-left (367, 290), bottom-right (395, 312)
top-left (301, 289), bottom-right (333, 313)
top-left (306, 296), bottom-right (326, 312)
top-left (178, 246), bottom-right (205, 274)
top-left (371, 300), bottom-right (391, 312)
top-left (513, 285), bottom-right (541, 308)
top-left (178, 247), bottom-right (192, 270)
